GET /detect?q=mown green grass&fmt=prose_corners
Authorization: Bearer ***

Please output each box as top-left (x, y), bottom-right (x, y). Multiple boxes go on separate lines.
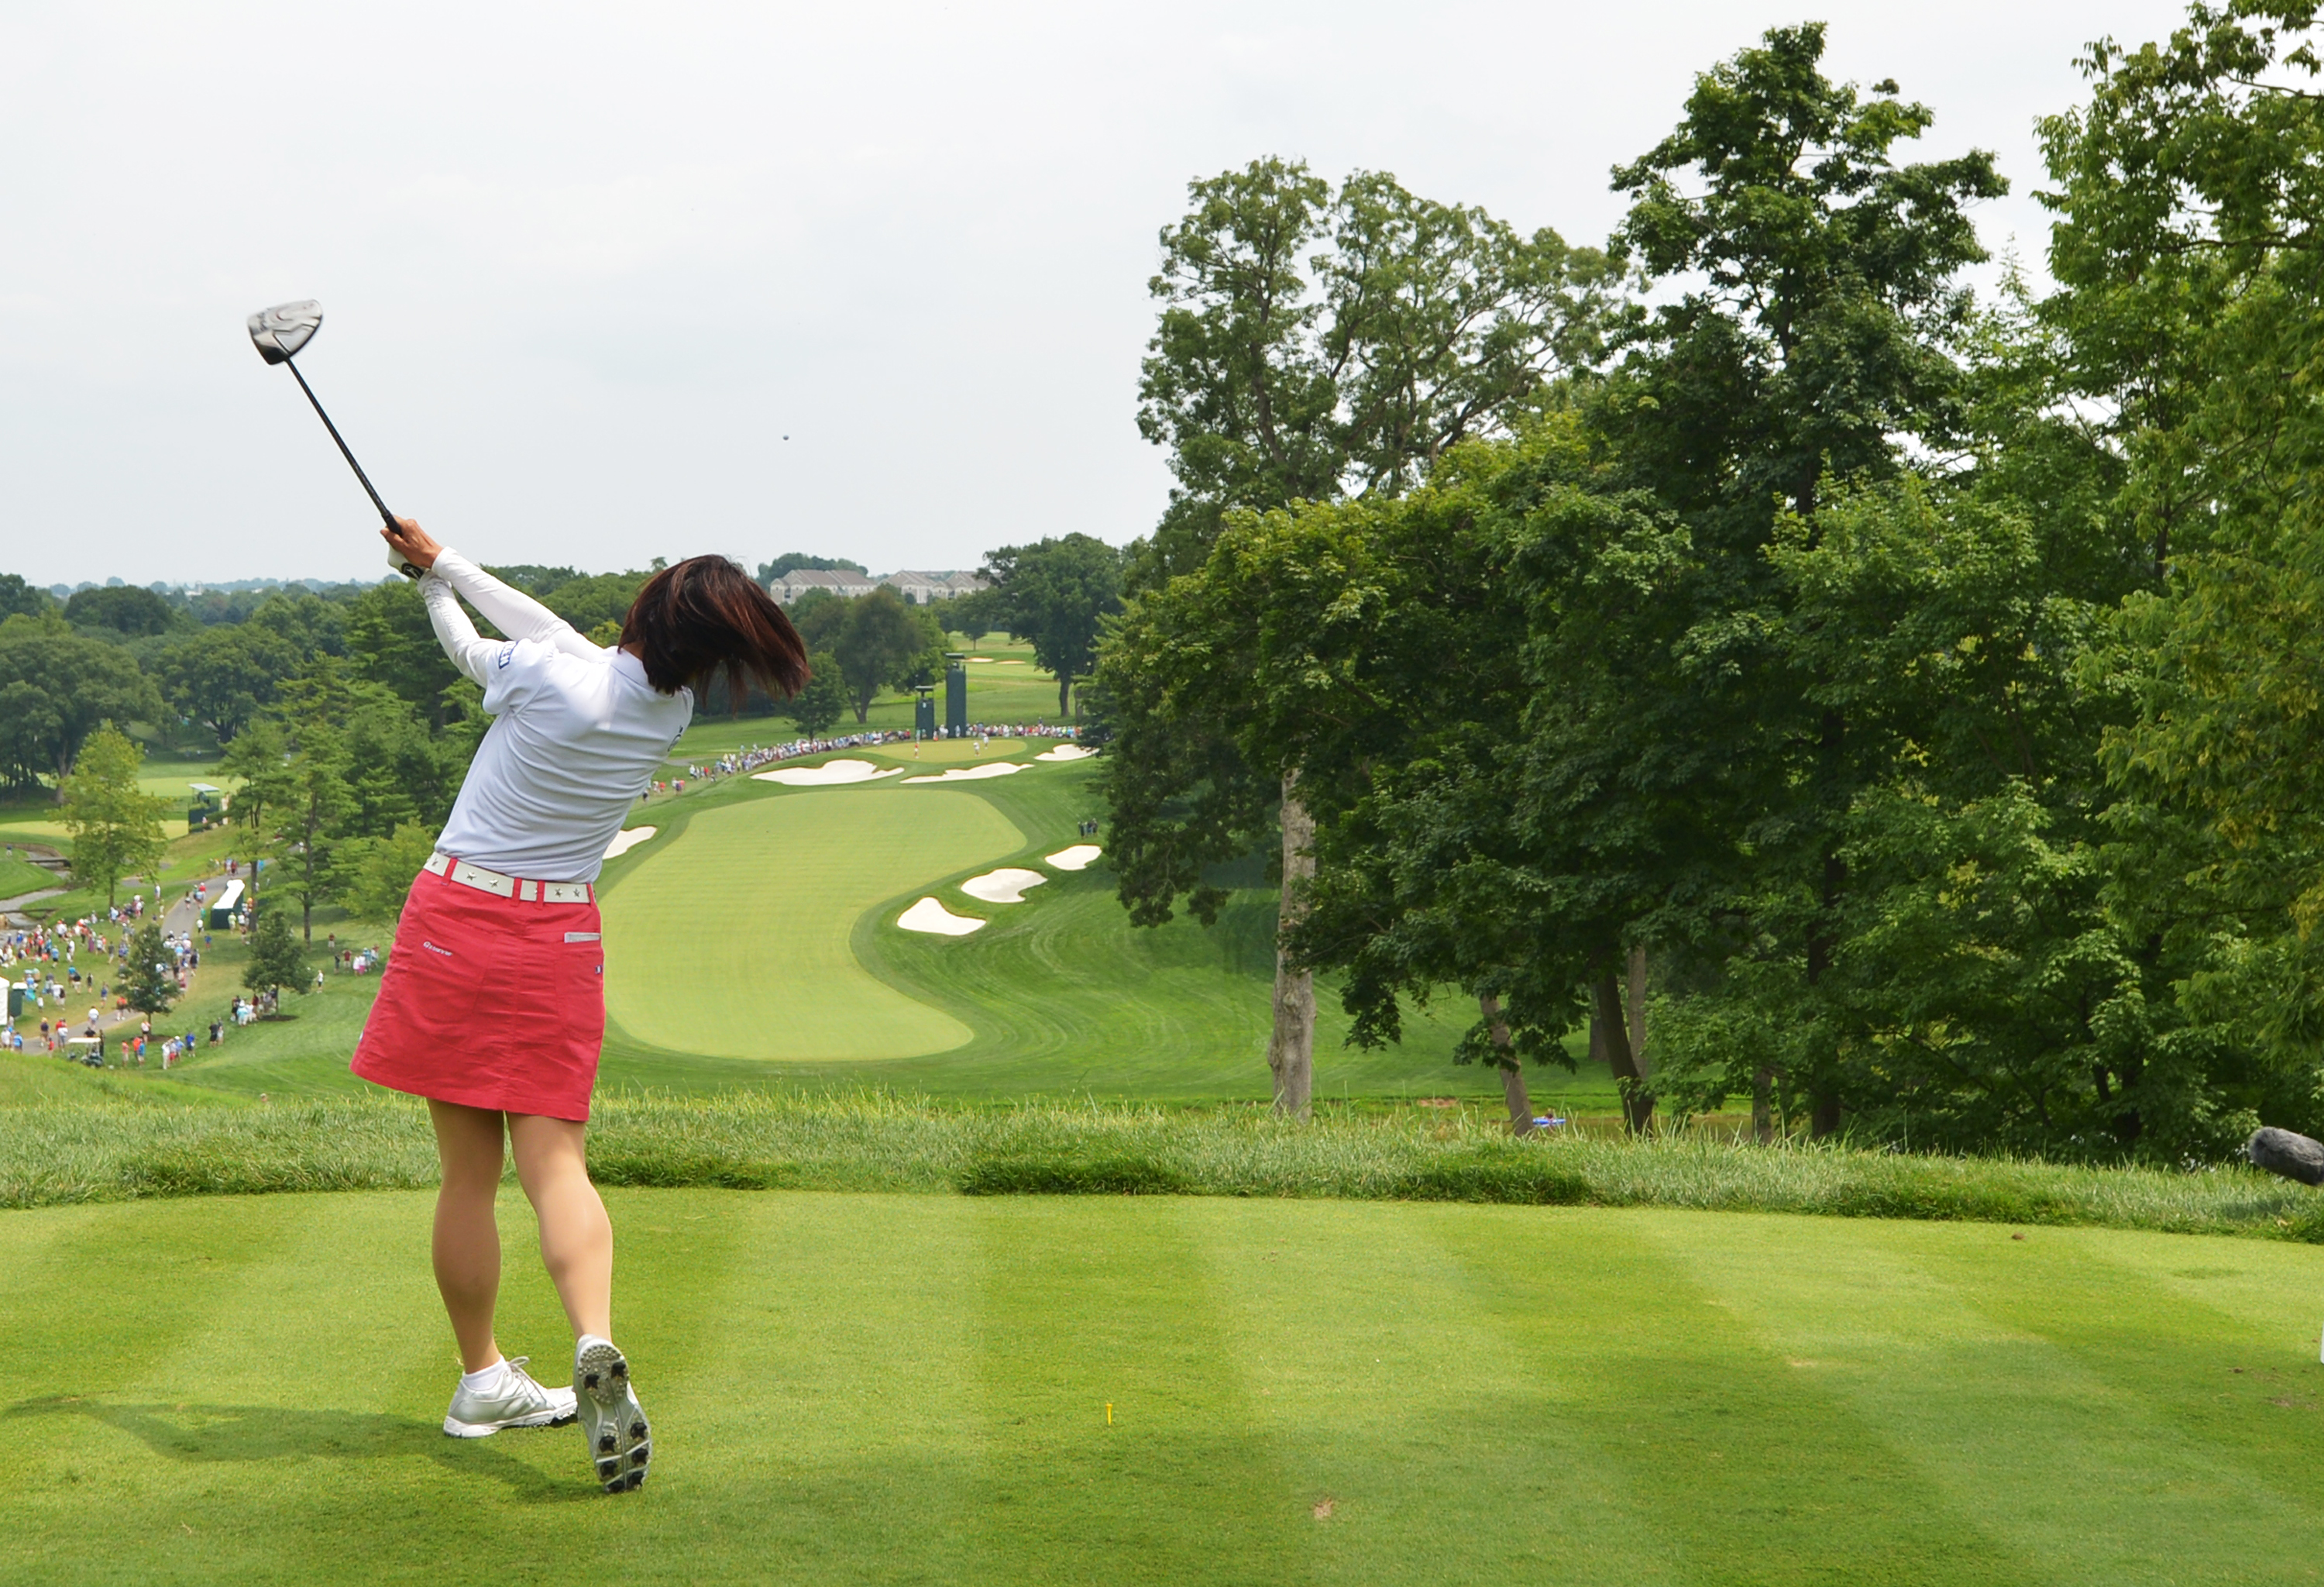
top-left (669, 636), bottom-right (1075, 761)
top-left (581, 751), bottom-right (1522, 1105)
top-left (602, 787), bottom-right (1022, 1059)
top-left (8, 1187), bottom-right (2324, 1585)
top-left (0, 851), bottom-right (57, 897)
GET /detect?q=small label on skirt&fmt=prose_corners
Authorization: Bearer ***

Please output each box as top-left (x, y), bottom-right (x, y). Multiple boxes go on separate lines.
top-left (565, 931), bottom-right (601, 942)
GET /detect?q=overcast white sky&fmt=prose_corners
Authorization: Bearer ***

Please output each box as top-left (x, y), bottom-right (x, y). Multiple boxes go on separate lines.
top-left (0, 0), bottom-right (2193, 587)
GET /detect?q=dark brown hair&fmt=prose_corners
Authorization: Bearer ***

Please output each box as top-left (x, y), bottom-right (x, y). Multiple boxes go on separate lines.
top-left (621, 556), bottom-right (811, 702)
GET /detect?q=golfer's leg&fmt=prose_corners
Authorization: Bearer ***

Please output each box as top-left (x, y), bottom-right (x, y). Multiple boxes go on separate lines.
top-left (427, 1099), bottom-right (507, 1372)
top-left (507, 1113), bottom-right (614, 1341)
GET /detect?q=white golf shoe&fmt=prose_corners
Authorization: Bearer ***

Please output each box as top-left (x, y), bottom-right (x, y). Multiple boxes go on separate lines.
top-left (575, 1335), bottom-right (652, 1492)
top-left (441, 1357), bottom-right (578, 1438)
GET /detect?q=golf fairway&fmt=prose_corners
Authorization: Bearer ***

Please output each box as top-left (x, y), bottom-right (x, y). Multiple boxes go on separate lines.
top-left (598, 788), bottom-right (1022, 1060)
top-left (9, 1191), bottom-right (2324, 1585)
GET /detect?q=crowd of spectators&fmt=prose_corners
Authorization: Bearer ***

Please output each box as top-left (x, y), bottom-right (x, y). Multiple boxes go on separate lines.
top-left (647, 724), bottom-right (1085, 798)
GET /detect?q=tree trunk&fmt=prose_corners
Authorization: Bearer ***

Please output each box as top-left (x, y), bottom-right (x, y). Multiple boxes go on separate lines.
top-left (1480, 993), bottom-right (1534, 1135)
top-left (1591, 971), bottom-right (1653, 1135)
top-left (1804, 710), bottom-right (1847, 1141)
top-left (1266, 771), bottom-right (1315, 1118)
top-left (1810, 1091), bottom-right (1841, 1140)
top-left (1625, 944), bottom-right (1650, 1080)
top-left (1058, 672), bottom-right (1072, 719)
top-left (1752, 1065), bottom-right (1775, 1145)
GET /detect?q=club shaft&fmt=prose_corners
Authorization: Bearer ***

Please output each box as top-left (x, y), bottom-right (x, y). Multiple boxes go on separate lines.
top-left (286, 358), bottom-right (397, 528)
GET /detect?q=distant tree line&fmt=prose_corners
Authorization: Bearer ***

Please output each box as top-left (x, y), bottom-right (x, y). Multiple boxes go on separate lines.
top-left (2, 534), bottom-right (1136, 934)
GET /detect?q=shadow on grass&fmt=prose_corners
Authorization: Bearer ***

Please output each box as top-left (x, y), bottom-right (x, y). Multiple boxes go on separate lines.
top-left (14, 1396), bottom-right (592, 1502)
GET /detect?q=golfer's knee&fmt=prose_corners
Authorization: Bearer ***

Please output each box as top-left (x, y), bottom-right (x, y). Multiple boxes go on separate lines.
top-left (438, 1157), bottom-right (504, 1200)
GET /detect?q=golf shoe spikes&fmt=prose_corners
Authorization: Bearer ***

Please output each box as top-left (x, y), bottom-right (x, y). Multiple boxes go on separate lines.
top-left (576, 1338), bottom-right (651, 1493)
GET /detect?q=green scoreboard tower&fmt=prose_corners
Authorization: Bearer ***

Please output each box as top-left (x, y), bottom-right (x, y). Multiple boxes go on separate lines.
top-left (944, 654), bottom-right (968, 737)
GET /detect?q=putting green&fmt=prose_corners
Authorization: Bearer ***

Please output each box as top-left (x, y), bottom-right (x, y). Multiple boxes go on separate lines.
top-left (599, 789), bottom-right (1023, 1060)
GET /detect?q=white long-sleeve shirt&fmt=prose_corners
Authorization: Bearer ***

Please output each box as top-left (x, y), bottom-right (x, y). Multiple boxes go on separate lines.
top-left (424, 549), bottom-right (692, 882)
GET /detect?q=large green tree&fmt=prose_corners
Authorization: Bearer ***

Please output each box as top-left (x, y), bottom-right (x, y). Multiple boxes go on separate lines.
top-left (156, 621), bottom-right (301, 743)
top-left (832, 588), bottom-right (944, 725)
top-left (0, 574), bottom-right (53, 619)
top-left (345, 578), bottom-right (465, 730)
top-left (1576, 22), bottom-right (2007, 1136)
top-left (0, 614), bottom-right (164, 790)
top-left (122, 921), bottom-right (180, 1019)
top-left (1109, 157), bottom-right (1624, 1112)
top-left (242, 902), bottom-right (310, 1000)
top-left (2033, 1), bottom-right (2324, 1136)
top-left (783, 651), bottom-right (847, 738)
top-left (58, 723), bottom-right (169, 906)
top-left (64, 585), bottom-right (180, 636)
top-left (975, 535), bottom-right (1126, 718)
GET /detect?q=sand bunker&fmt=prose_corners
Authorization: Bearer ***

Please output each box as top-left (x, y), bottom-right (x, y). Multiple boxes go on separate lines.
top-left (897, 897), bottom-right (985, 935)
top-left (1045, 844), bottom-right (1102, 871)
top-left (1033, 745), bottom-right (1095, 763)
top-left (902, 763), bottom-right (1025, 784)
top-left (960, 867), bottom-right (1047, 904)
top-left (603, 826), bottom-right (658, 860)
top-left (753, 759), bottom-right (901, 787)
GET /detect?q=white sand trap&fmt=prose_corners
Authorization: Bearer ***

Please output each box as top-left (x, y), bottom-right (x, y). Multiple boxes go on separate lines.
top-left (1033, 744), bottom-right (1095, 762)
top-left (897, 897), bottom-right (985, 935)
top-left (968, 656), bottom-right (996, 663)
top-left (960, 867), bottom-right (1047, 904)
top-left (753, 759), bottom-right (901, 787)
top-left (603, 826), bottom-right (658, 859)
top-left (997, 659), bottom-right (1026, 665)
top-left (902, 763), bottom-right (1025, 784)
top-left (1045, 844), bottom-right (1102, 870)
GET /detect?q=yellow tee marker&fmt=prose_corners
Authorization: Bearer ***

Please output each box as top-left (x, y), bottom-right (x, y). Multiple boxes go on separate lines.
top-left (1105, 1403), bottom-right (1113, 1425)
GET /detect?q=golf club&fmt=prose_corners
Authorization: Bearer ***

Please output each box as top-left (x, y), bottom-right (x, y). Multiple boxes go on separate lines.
top-left (246, 300), bottom-right (421, 578)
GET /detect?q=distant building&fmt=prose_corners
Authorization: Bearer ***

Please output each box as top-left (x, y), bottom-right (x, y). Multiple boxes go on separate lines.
top-left (885, 570), bottom-right (987, 604)
top-left (768, 567), bottom-right (878, 602)
top-left (768, 567), bottom-right (988, 604)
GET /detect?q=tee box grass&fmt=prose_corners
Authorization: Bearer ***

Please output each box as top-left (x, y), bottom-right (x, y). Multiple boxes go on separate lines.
top-left (6, 1188), bottom-right (2324, 1585)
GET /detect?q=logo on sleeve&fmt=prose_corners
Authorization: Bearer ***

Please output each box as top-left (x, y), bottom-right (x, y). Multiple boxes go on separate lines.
top-left (496, 643), bottom-right (517, 670)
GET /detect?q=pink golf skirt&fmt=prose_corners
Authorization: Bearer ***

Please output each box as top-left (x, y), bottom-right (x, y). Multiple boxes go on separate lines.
top-left (350, 862), bottom-right (606, 1121)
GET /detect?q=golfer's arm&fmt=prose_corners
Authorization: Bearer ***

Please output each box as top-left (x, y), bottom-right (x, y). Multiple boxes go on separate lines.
top-left (426, 549), bottom-right (601, 663)
top-left (418, 571), bottom-right (497, 685)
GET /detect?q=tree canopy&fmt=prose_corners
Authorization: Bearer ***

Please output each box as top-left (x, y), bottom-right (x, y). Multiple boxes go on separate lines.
top-left (1091, 9), bottom-right (2324, 1158)
top-left (975, 535), bottom-right (1126, 718)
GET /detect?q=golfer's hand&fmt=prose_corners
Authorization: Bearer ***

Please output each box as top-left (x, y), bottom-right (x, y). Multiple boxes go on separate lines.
top-left (383, 518), bottom-right (443, 572)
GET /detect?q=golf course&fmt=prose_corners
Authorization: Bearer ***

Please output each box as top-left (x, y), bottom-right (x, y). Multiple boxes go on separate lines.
top-left (87, 721), bottom-right (1523, 1110)
top-left (591, 740), bottom-right (1494, 1099)
top-left (9, 1187), bottom-right (2324, 1585)
top-left (25, 718), bottom-right (2324, 1581)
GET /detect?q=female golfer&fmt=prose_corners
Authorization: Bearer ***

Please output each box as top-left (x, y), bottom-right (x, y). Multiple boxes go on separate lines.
top-left (352, 518), bottom-right (807, 1492)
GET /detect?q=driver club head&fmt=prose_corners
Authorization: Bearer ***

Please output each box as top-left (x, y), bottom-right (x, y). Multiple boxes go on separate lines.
top-left (247, 300), bottom-right (321, 363)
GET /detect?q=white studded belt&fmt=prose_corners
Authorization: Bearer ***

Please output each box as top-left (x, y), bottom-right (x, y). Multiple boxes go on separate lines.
top-left (423, 852), bottom-right (594, 905)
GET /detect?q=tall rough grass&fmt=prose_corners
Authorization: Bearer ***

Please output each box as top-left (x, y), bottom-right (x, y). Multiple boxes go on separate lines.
top-left (0, 1089), bottom-right (2314, 1240)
